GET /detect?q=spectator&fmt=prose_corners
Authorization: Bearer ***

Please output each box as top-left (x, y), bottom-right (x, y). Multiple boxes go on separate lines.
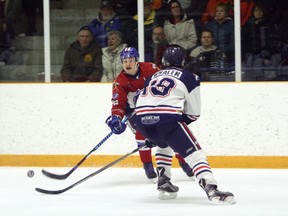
top-left (121, 0), bottom-right (156, 61)
top-left (60, 26), bottom-right (103, 82)
top-left (0, 0), bottom-right (22, 39)
top-left (22, 0), bottom-right (43, 36)
top-left (101, 30), bottom-right (127, 82)
top-left (254, 0), bottom-right (284, 27)
top-left (241, 4), bottom-right (282, 80)
top-left (201, 0), bottom-right (255, 26)
top-left (241, 4), bottom-right (272, 57)
top-left (205, 2), bottom-right (234, 63)
top-left (163, 0), bottom-right (198, 52)
top-left (190, 29), bottom-right (218, 58)
top-left (147, 26), bottom-right (168, 69)
top-left (185, 29), bottom-right (228, 80)
top-left (201, 0), bottom-right (234, 25)
top-left (88, 0), bottom-right (121, 48)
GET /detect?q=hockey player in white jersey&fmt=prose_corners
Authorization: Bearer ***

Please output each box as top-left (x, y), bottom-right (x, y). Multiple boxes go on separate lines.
top-left (134, 45), bottom-right (235, 204)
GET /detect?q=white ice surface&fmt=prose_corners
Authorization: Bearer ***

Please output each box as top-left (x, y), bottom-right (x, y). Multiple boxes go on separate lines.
top-left (0, 167), bottom-right (287, 216)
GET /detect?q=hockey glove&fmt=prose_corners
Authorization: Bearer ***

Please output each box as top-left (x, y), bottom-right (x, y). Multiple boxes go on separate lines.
top-left (106, 115), bottom-right (127, 135)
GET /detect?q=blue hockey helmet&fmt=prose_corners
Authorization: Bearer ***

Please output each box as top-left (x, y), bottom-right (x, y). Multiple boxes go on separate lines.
top-left (162, 45), bottom-right (186, 68)
top-left (120, 47), bottom-right (139, 62)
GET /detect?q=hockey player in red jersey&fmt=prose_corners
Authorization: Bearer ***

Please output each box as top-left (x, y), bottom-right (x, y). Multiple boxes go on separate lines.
top-left (106, 47), bottom-right (193, 180)
top-left (133, 45), bottom-right (235, 204)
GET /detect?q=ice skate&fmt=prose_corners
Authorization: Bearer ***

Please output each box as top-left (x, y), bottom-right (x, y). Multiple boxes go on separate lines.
top-left (156, 167), bottom-right (179, 200)
top-left (179, 162), bottom-right (195, 180)
top-left (143, 162), bottom-right (157, 182)
top-left (199, 179), bottom-right (236, 205)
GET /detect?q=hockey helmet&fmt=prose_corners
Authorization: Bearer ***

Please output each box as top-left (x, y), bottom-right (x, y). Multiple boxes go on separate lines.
top-left (162, 45), bottom-right (186, 68)
top-left (120, 47), bottom-right (139, 62)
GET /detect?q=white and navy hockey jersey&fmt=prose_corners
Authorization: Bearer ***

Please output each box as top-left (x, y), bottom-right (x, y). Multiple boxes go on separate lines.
top-left (135, 67), bottom-right (201, 126)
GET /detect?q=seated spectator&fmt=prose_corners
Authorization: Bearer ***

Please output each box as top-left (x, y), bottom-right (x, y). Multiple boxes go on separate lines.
top-left (185, 29), bottom-right (228, 80)
top-left (88, 0), bottom-right (121, 48)
top-left (163, 0), bottom-right (197, 52)
top-left (121, 0), bottom-right (156, 61)
top-left (205, 2), bottom-right (234, 63)
top-left (241, 4), bottom-right (275, 56)
top-left (147, 26), bottom-right (169, 69)
top-left (241, 4), bottom-right (282, 80)
top-left (201, 0), bottom-right (234, 25)
top-left (254, 0), bottom-right (284, 27)
top-left (101, 30), bottom-right (127, 82)
top-left (190, 29), bottom-right (218, 58)
top-left (202, 0), bottom-right (255, 26)
top-left (60, 26), bottom-right (103, 82)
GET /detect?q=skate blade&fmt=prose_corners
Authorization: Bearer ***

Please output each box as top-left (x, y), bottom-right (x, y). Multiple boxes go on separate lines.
top-left (158, 191), bottom-right (177, 200)
top-left (210, 196), bottom-right (236, 205)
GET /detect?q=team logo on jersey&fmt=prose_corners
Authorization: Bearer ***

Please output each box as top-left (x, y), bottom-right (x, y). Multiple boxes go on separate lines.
top-left (141, 115), bottom-right (160, 125)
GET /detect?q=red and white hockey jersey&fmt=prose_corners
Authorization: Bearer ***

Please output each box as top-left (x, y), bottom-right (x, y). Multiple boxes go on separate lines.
top-left (111, 62), bottom-right (159, 118)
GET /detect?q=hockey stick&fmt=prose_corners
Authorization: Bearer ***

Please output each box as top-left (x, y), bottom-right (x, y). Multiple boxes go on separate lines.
top-left (35, 146), bottom-right (142, 195)
top-left (41, 115), bottom-right (131, 180)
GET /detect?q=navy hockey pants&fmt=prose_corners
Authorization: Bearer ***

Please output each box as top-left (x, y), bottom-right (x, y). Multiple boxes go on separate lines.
top-left (135, 121), bottom-right (202, 158)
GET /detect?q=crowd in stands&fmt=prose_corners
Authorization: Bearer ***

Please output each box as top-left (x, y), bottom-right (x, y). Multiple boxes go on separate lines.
top-left (70, 0), bottom-right (286, 82)
top-left (1, 0), bottom-right (287, 81)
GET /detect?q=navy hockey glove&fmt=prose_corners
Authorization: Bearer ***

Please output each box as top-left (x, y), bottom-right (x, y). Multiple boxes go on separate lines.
top-left (106, 115), bottom-right (127, 135)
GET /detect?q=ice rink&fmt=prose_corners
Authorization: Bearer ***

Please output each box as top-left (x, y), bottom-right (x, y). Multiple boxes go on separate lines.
top-left (1, 167), bottom-right (287, 216)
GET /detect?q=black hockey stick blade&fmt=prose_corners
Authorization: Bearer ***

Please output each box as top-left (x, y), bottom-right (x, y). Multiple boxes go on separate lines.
top-left (41, 115), bottom-right (132, 180)
top-left (41, 169), bottom-right (73, 180)
top-left (35, 146), bottom-right (141, 195)
top-left (41, 131), bottom-right (113, 180)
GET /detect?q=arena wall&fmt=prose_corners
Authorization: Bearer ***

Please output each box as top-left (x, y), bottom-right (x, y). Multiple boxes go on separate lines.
top-left (0, 82), bottom-right (287, 168)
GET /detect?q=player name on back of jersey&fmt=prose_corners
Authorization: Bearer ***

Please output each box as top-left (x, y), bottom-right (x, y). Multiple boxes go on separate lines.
top-left (152, 69), bottom-right (182, 79)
